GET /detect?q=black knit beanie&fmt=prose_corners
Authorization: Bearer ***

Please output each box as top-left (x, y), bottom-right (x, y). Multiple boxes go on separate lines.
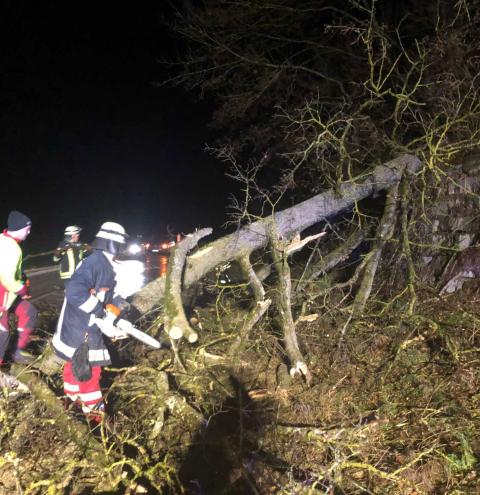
top-left (7, 210), bottom-right (32, 231)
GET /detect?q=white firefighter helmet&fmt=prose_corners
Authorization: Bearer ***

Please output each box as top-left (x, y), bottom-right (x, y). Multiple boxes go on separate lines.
top-left (91, 221), bottom-right (128, 255)
top-left (64, 225), bottom-right (82, 236)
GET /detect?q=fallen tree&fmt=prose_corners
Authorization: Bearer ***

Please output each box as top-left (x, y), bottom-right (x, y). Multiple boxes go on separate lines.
top-left (133, 154), bottom-right (422, 314)
top-left (22, 154), bottom-right (420, 386)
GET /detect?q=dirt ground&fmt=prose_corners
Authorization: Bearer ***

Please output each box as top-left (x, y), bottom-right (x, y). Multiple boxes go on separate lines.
top-left (1, 282), bottom-right (480, 494)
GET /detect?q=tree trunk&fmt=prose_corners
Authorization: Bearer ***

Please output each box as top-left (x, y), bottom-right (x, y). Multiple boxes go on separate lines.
top-left (164, 228), bottom-right (212, 341)
top-left (352, 177), bottom-right (402, 317)
top-left (268, 221), bottom-right (312, 385)
top-left (228, 254), bottom-right (271, 356)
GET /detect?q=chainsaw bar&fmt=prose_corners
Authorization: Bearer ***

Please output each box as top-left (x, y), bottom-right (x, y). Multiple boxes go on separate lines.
top-left (123, 325), bottom-right (161, 348)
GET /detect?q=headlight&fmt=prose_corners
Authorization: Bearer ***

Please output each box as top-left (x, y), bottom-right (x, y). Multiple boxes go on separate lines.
top-left (128, 243), bottom-right (142, 255)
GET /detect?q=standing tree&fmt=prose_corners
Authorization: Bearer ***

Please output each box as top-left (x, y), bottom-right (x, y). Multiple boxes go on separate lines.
top-left (156, 0), bottom-right (480, 337)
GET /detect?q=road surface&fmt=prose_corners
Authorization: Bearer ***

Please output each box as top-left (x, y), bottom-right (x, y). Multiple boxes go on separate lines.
top-left (27, 267), bottom-right (63, 303)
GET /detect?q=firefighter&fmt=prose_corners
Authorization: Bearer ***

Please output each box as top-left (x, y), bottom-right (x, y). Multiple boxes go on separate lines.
top-left (53, 225), bottom-right (88, 287)
top-left (52, 221), bottom-right (134, 422)
top-left (0, 210), bottom-right (38, 365)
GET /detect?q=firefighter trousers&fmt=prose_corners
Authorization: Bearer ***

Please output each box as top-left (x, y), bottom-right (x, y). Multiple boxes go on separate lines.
top-left (0, 298), bottom-right (37, 363)
top-left (63, 361), bottom-right (104, 413)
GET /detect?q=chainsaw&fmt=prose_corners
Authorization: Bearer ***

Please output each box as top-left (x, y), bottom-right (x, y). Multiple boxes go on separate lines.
top-left (104, 303), bottom-right (162, 349)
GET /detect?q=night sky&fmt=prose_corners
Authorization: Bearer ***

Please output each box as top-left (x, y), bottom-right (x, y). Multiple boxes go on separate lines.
top-left (1, 3), bottom-right (234, 253)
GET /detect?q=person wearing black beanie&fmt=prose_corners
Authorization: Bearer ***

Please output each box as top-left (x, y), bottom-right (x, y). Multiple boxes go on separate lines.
top-left (0, 210), bottom-right (37, 364)
top-left (7, 210), bottom-right (32, 233)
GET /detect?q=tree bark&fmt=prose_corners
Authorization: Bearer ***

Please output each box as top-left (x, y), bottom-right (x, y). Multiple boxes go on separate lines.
top-left (268, 222), bottom-right (312, 385)
top-left (228, 254), bottom-right (271, 356)
top-left (164, 228), bottom-right (212, 341)
top-left (133, 154), bottom-right (421, 314)
top-left (352, 176), bottom-right (402, 318)
top-left (237, 253), bottom-right (266, 301)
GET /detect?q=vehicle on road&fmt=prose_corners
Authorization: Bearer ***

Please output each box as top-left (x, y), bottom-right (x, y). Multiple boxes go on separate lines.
top-left (148, 240), bottom-right (175, 255)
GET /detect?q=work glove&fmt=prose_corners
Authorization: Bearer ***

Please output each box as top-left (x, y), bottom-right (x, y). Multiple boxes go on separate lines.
top-left (53, 249), bottom-right (66, 261)
top-left (94, 312), bottom-right (128, 340)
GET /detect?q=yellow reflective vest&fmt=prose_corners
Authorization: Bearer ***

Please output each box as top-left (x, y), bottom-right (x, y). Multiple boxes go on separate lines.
top-left (0, 232), bottom-right (24, 311)
top-left (53, 240), bottom-right (85, 280)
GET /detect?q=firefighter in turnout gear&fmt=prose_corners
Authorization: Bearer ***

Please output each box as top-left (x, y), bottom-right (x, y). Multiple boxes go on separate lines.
top-left (52, 221), bottom-right (133, 422)
top-left (53, 225), bottom-right (88, 287)
top-left (0, 210), bottom-right (38, 365)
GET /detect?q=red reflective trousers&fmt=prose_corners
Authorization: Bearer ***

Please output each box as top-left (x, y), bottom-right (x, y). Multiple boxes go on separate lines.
top-left (0, 297), bottom-right (37, 363)
top-left (63, 361), bottom-right (104, 413)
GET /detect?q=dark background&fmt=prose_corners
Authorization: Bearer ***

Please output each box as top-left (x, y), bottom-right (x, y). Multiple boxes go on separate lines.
top-left (0, 2), bottom-right (233, 253)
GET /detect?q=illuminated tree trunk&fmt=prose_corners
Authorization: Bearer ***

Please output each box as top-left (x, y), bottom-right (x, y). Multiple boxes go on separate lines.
top-left (164, 228), bottom-right (212, 341)
top-left (268, 222), bottom-right (312, 385)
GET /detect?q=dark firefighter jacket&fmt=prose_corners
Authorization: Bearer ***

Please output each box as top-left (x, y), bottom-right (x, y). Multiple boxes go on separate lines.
top-left (52, 250), bottom-right (126, 366)
top-left (53, 240), bottom-right (86, 280)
